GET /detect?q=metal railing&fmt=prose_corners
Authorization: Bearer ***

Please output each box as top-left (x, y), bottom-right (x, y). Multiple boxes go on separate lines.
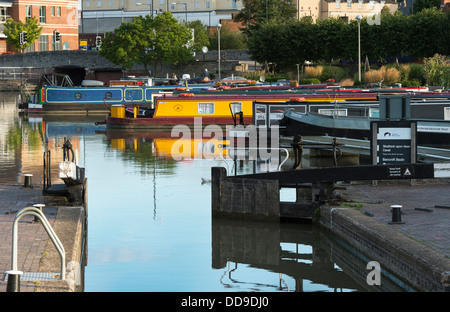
top-left (11, 207), bottom-right (66, 280)
top-left (219, 147), bottom-right (289, 175)
top-left (0, 67), bottom-right (43, 80)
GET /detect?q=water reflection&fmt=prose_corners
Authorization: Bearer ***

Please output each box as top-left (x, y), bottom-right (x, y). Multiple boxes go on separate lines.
top-left (212, 218), bottom-right (363, 292)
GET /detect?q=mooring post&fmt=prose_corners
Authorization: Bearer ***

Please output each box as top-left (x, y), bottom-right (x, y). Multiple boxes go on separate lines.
top-left (211, 167), bottom-right (227, 214)
top-left (389, 205), bottom-right (404, 224)
top-left (6, 270), bottom-right (23, 292)
top-left (291, 135), bottom-right (303, 169)
top-left (23, 174), bottom-right (33, 188)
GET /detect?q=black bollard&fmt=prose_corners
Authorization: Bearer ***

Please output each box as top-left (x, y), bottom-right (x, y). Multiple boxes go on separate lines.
top-left (33, 204), bottom-right (45, 223)
top-left (23, 174), bottom-right (33, 188)
top-left (389, 205), bottom-right (404, 224)
top-left (6, 270), bottom-right (23, 292)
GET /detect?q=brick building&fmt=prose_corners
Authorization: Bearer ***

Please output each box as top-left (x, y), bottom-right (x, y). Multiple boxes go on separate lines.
top-left (0, 0), bottom-right (78, 54)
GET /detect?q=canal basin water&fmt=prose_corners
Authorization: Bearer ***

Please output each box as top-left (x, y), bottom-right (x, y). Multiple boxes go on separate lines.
top-left (1, 93), bottom-right (414, 292)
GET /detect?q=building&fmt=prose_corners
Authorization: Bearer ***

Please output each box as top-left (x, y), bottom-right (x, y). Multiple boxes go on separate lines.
top-left (321, 0), bottom-right (397, 21)
top-left (79, 0), bottom-right (244, 49)
top-left (0, 0), bottom-right (79, 54)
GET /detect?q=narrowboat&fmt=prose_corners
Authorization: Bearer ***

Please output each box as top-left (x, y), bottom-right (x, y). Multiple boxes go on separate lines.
top-left (18, 74), bottom-right (214, 114)
top-left (103, 91), bottom-right (381, 130)
top-left (280, 96), bottom-right (450, 146)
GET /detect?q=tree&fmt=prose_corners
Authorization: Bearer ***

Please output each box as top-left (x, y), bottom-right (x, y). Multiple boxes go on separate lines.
top-left (3, 17), bottom-right (42, 53)
top-left (99, 12), bottom-right (195, 76)
top-left (234, 0), bottom-right (297, 26)
top-left (208, 24), bottom-right (247, 50)
top-left (185, 20), bottom-right (210, 53)
top-left (413, 0), bottom-right (441, 13)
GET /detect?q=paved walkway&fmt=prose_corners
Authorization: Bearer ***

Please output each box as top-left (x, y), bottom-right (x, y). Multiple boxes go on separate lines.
top-left (341, 181), bottom-right (450, 258)
top-left (0, 183), bottom-right (56, 292)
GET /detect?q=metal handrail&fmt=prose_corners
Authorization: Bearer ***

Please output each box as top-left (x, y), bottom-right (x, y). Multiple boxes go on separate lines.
top-left (219, 147), bottom-right (289, 174)
top-left (11, 207), bottom-right (66, 280)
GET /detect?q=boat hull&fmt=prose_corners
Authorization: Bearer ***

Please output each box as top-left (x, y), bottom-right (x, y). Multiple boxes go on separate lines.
top-left (106, 115), bottom-right (254, 130)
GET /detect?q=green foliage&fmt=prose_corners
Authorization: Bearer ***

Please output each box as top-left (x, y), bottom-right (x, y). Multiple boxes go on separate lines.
top-left (409, 64), bottom-right (426, 84)
top-left (423, 54), bottom-right (450, 88)
top-left (208, 24), bottom-right (247, 50)
top-left (320, 66), bottom-right (348, 82)
top-left (234, 0), bottom-right (297, 26)
top-left (299, 78), bottom-right (321, 84)
top-left (246, 8), bottom-right (450, 71)
top-left (185, 20), bottom-right (210, 53)
top-left (413, 0), bottom-right (441, 13)
top-left (99, 12), bottom-right (195, 76)
top-left (3, 17), bottom-right (42, 52)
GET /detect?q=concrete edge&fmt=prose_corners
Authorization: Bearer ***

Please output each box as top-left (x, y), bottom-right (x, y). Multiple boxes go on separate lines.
top-left (318, 205), bottom-right (450, 292)
top-left (36, 207), bottom-right (86, 292)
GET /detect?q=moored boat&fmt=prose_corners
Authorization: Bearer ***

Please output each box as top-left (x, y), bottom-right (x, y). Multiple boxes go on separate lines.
top-left (281, 109), bottom-right (450, 145)
top-left (103, 91), bottom-right (383, 130)
top-left (18, 74), bottom-right (215, 114)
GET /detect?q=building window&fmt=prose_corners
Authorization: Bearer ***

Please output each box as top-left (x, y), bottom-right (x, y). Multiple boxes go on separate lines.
top-left (198, 103), bottom-right (215, 114)
top-left (195, 2), bottom-right (200, 9)
top-left (358, 0), bottom-right (363, 8)
top-left (51, 6), bottom-right (55, 16)
top-left (57, 6), bottom-right (61, 16)
top-left (336, 0), bottom-right (340, 8)
top-left (39, 6), bottom-right (46, 23)
top-left (85, 1), bottom-right (90, 8)
top-left (170, 3), bottom-right (175, 10)
top-left (38, 35), bottom-right (48, 51)
top-left (25, 5), bottom-right (32, 19)
top-left (370, 1), bottom-right (374, 9)
top-left (160, 0), bottom-right (164, 5)
top-left (0, 7), bottom-right (7, 22)
top-left (347, 0), bottom-right (352, 8)
top-left (206, 1), bottom-right (210, 9)
top-left (97, 1), bottom-right (102, 8)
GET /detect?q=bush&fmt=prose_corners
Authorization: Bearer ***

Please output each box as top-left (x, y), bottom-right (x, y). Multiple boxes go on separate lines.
top-left (299, 78), bottom-right (321, 85)
top-left (320, 66), bottom-right (347, 83)
top-left (409, 64), bottom-right (425, 85)
top-left (304, 66), bottom-right (323, 79)
top-left (339, 78), bottom-right (354, 86)
top-left (384, 67), bottom-right (401, 84)
top-left (399, 64), bottom-right (411, 81)
top-left (400, 80), bottom-right (421, 87)
top-left (423, 54), bottom-right (450, 88)
top-left (364, 69), bottom-right (384, 83)
top-left (364, 66), bottom-right (400, 84)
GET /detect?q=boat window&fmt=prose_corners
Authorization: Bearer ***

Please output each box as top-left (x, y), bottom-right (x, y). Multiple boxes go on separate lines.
top-left (369, 108), bottom-right (379, 118)
top-left (198, 142), bottom-right (215, 155)
top-left (318, 109), bottom-right (347, 116)
top-left (198, 102), bottom-right (215, 114)
top-left (230, 102), bottom-right (242, 113)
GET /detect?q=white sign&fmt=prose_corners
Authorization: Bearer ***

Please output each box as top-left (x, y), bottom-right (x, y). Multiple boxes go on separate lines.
top-left (377, 127), bottom-right (411, 140)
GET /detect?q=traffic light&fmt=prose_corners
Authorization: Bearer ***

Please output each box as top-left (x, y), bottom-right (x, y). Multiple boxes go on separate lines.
top-left (54, 30), bottom-right (60, 42)
top-left (95, 36), bottom-right (101, 48)
top-left (19, 31), bottom-right (27, 45)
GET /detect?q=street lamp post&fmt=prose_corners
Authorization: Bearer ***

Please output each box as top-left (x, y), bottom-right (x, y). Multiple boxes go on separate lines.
top-left (355, 15), bottom-right (362, 83)
top-left (137, 1), bottom-right (153, 17)
top-left (171, 2), bottom-right (187, 23)
top-left (218, 23), bottom-right (222, 80)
